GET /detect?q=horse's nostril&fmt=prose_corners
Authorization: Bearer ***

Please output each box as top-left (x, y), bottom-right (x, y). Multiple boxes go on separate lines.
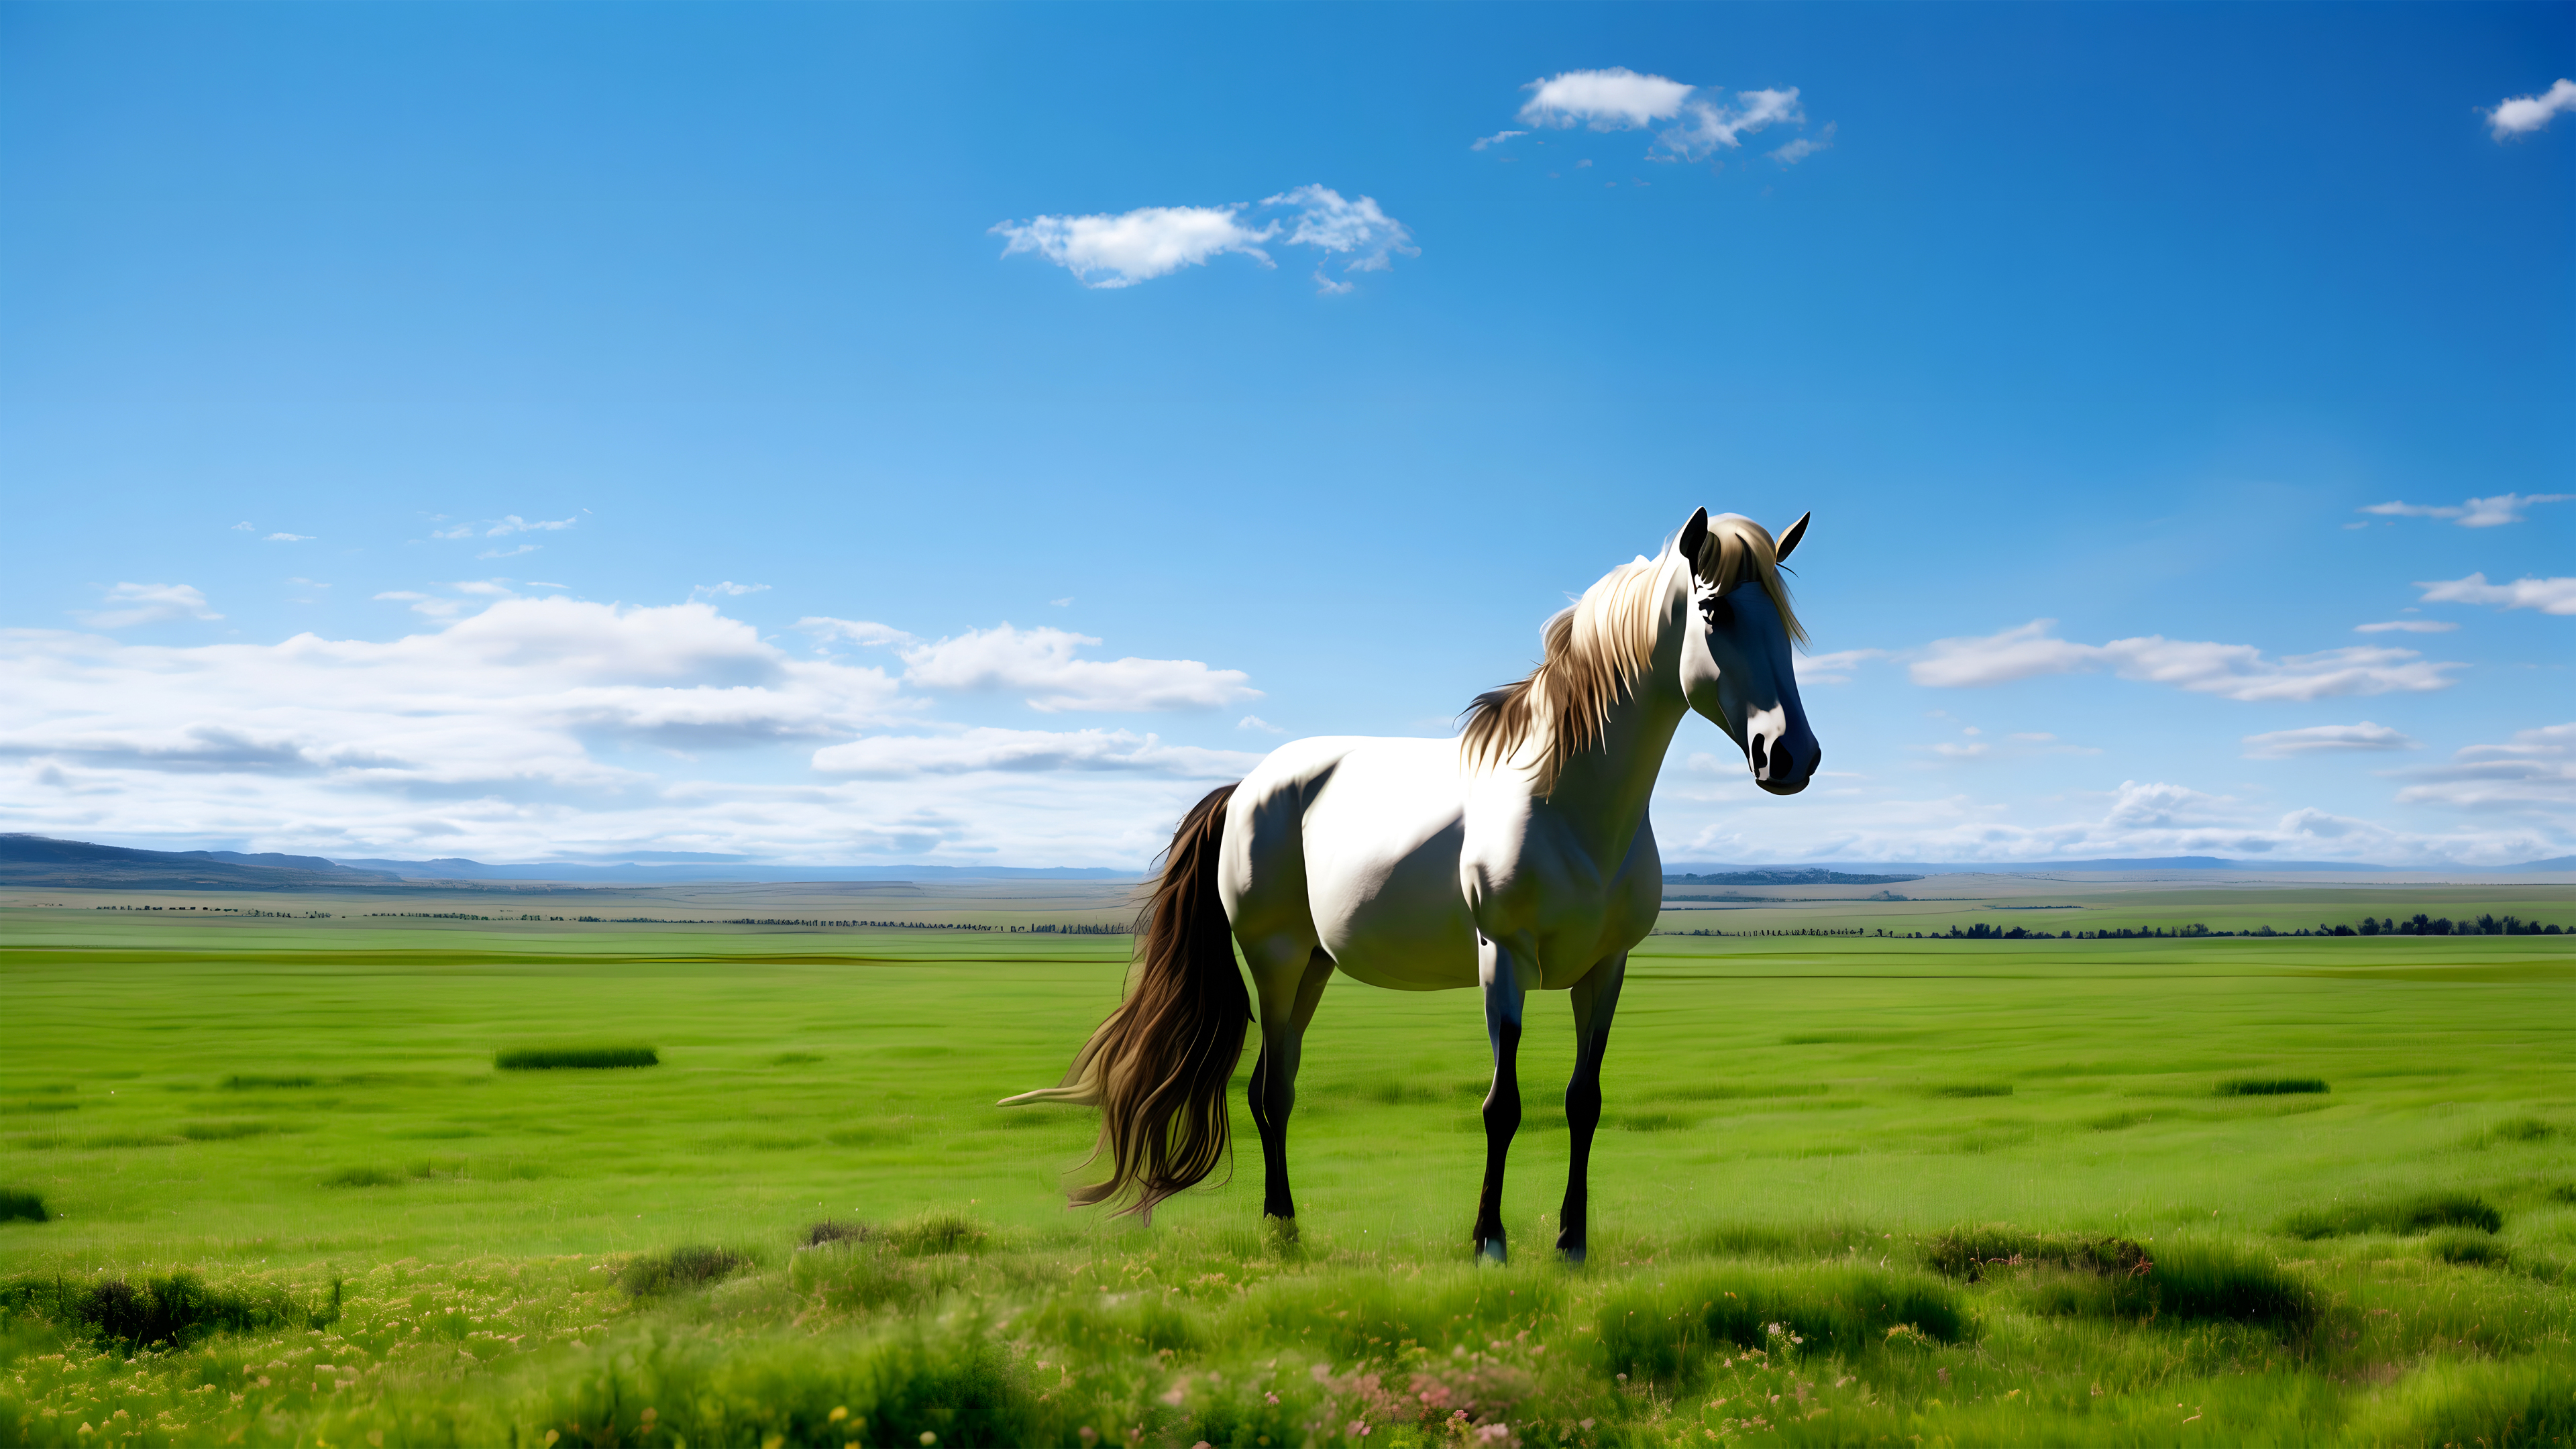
top-left (1770, 745), bottom-right (1794, 780)
top-left (1750, 735), bottom-right (1769, 772)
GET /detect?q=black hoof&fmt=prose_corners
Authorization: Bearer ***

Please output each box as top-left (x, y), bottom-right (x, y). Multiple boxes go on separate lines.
top-left (1477, 1235), bottom-right (1509, 1265)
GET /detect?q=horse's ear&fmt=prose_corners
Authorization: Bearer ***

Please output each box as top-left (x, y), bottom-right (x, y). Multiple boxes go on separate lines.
top-left (1676, 507), bottom-right (1709, 567)
top-left (1775, 511), bottom-right (1811, 564)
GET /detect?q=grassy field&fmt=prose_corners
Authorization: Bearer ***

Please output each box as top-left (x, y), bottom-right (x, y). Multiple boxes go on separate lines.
top-left (2, 902), bottom-right (2572, 1446)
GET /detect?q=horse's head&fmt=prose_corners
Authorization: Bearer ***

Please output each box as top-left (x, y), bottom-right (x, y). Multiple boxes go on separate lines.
top-left (1670, 506), bottom-right (1820, 796)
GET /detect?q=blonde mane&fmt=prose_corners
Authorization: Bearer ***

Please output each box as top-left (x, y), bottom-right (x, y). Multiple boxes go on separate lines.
top-left (1460, 513), bottom-right (1805, 796)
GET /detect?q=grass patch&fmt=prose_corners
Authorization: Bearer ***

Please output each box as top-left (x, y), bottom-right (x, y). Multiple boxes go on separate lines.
top-left (1925, 1083), bottom-right (2013, 1097)
top-left (1924, 1226), bottom-right (2150, 1281)
top-left (0, 1271), bottom-right (331, 1348)
top-left (2430, 1230), bottom-right (2512, 1267)
top-left (1, 1189), bottom-right (49, 1222)
top-left (2279, 1189), bottom-right (2504, 1239)
top-left (2085, 1109), bottom-right (2153, 1131)
top-left (616, 1245), bottom-right (751, 1295)
top-left (494, 1045), bottom-right (659, 1071)
top-left (803, 1220), bottom-right (872, 1248)
top-left (179, 1120), bottom-right (279, 1140)
top-left (1699, 1222), bottom-right (1886, 1260)
top-left (1659, 1081), bottom-right (1830, 1101)
top-left (221, 1073), bottom-right (318, 1089)
top-left (1, 1099), bottom-right (78, 1114)
top-left (1599, 1265), bottom-right (1967, 1380)
top-left (2216, 1076), bottom-right (2329, 1096)
top-left (321, 1166), bottom-right (405, 1188)
top-left (767, 1051), bottom-right (824, 1066)
top-left (884, 1211), bottom-right (989, 1255)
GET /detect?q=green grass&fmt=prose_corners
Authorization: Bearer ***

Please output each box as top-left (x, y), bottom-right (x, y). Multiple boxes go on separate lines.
top-left (494, 1045), bottom-right (659, 1071)
top-left (2218, 1076), bottom-right (2330, 1097)
top-left (0, 912), bottom-right (2572, 1444)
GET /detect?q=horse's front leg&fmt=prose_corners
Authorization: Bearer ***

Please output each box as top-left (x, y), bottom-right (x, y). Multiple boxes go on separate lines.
top-left (1472, 931), bottom-right (1532, 1263)
top-left (1558, 951), bottom-right (1627, 1265)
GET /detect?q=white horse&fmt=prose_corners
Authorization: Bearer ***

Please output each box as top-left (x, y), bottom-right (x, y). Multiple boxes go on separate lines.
top-left (1005, 507), bottom-right (1819, 1263)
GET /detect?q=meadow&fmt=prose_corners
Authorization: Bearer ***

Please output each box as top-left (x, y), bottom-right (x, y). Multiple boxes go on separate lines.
top-left (1, 898), bottom-right (2572, 1447)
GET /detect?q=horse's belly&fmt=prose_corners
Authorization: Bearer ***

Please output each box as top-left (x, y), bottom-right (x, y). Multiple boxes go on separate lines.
top-left (1300, 741), bottom-right (1479, 991)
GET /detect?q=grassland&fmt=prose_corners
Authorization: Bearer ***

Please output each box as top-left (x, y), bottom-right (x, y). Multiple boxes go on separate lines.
top-left (1, 898), bottom-right (2572, 1446)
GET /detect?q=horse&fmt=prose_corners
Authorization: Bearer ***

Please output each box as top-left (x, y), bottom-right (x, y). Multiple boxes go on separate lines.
top-left (1002, 506), bottom-right (1820, 1264)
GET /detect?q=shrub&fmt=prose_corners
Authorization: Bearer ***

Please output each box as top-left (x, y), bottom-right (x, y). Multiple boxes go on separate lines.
top-left (2216, 1077), bottom-right (2328, 1096)
top-left (0, 1190), bottom-right (46, 1223)
top-left (1597, 1266), bottom-right (1966, 1381)
top-left (496, 1046), bottom-right (659, 1071)
top-left (2279, 1190), bottom-right (2502, 1239)
top-left (616, 1245), bottom-right (750, 1296)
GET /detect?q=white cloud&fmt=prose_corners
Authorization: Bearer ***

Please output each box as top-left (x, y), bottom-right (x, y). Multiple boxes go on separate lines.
top-left (2241, 722), bottom-right (2419, 759)
top-left (1509, 67), bottom-right (1811, 165)
top-left (692, 582), bottom-right (769, 601)
top-left (487, 515), bottom-right (578, 537)
top-left (1472, 129), bottom-right (1527, 150)
top-left (1237, 715), bottom-right (1284, 735)
top-left (1796, 647), bottom-right (1886, 684)
top-left (231, 522), bottom-right (255, 531)
top-left (2360, 492), bottom-right (2571, 527)
top-left (77, 583), bottom-right (223, 630)
top-left (479, 544), bottom-right (541, 559)
top-left (995, 188), bottom-right (1415, 292)
top-left (2415, 573), bottom-right (2576, 616)
top-left (992, 205), bottom-right (1279, 289)
top-left (265, 533), bottom-right (315, 543)
top-left (796, 616), bottom-right (916, 649)
top-left (810, 727), bottom-right (1257, 780)
top-left (1519, 67), bottom-right (1697, 127)
top-left (896, 624), bottom-right (1258, 712)
top-left (1050, 597), bottom-right (1074, 608)
top-left (429, 525), bottom-right (476, 540)
top-left (1770, 121), bottom-right (1835, 165)
top-left (1265, 185), bottom-right (1417, 287)
top-left (2394, 722), bottom-right (2576, 812)
top-left (2354, 620), bottom-right (2457, 633)
top-left (2489, 78), bottom-right (2576, 140)
top-left (1910, 619), bottom-right (2463, 701)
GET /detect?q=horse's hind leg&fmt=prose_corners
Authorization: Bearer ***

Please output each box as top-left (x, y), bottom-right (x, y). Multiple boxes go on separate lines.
top-left (1472, 932), bottom-right (1533, 1263)
top-left (1246, 943), bottom-right (1334, 1235)
top-left (1556, 951), bottom-right (1628, 1265)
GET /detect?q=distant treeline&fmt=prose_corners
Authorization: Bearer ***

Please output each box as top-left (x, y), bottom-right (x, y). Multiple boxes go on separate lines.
top-left (1656, 928), bottom-right (1868, 937)
top-left (1915, 913), bottom-right (2561, 941)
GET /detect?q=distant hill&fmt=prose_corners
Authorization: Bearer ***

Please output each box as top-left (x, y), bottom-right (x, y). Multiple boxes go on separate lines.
top-left (1665, 869), bottom-right (1921, 886)
top-left (331, 857), bottom-right (1139, 883)
top-left (0, 835), bottom-right (402, 891)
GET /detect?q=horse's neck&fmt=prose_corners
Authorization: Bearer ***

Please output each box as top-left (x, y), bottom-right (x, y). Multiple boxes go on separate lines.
top-left (1538, 674), bottom-right (1688, 873)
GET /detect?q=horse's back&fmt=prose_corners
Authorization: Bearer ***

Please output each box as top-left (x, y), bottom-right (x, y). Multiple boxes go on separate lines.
top-left (1222, 735), bottom-right (1479, 991)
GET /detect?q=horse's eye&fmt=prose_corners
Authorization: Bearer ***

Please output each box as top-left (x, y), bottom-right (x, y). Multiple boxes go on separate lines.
top-left (1701, 594), bottom-right (1735, 630)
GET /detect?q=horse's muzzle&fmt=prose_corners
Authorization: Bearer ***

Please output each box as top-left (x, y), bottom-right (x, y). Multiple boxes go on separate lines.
top-left (1747, 714), bottom-right (1819, 796)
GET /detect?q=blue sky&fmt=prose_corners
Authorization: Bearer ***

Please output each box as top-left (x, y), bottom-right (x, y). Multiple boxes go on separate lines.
top-left (2, 3), bottom-right (2569, 867)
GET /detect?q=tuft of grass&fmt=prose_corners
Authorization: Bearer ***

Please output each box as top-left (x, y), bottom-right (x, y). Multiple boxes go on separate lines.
top-left (1926, 1083), bottom-right (2014, 1097)
top-left (221, 1073), bottom-right (318, 1089)
top-left (1598, 1265), bottom-right (1966, 1381)
top-left (2345, 1351), bottom-right (2576, 1449)
top-left (2086, 1109), bottom-right (2153, 1132)
top-left (768, 1051), bottom-right (824, 1066)
top-left (2551, 1183), bottom-right (2576, 1206)
top-left (1, 1189), bottom-right (49, 1222)
top-left (2429, 1230), bottom-right (2510, 1267)
top-left (2216, 1076), bottom-right (2328, 1096)
top-left (321, 1166), bottom-right (405, 1188)
top-left (496, 1045), bottom-right (659, 1071)
top-left (2471, 1116), bottom-right (2557, 1146)
top-left (2279, 1190), bottom-right (2503, 1239)
top-left (616, 1245), bottom-right (751, 1296)
top-left (884, 1211), bottom-right (989, 1256)
top-left (1700, 1222), bottom-right (1886, 1260)
top-left (0, 1271), bottom-right (325, 1347)
top-left (1924, 1226), bottom-right (2150, 1282)
top-left (804, 1220), bottom-right (872, 1248)
top-left (1612, 1108), bottom-right (1701, 1131)
top-left (179, 1120), bottom-right (278, 1140)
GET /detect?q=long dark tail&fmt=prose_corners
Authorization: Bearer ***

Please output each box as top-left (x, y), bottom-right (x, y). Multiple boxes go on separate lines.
top-left (998, 782), bottom-right (1248, 1222)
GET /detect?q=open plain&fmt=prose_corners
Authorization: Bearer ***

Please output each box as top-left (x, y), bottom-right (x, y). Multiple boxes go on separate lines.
top-left (3, 883), bottom-right (2573, 1447)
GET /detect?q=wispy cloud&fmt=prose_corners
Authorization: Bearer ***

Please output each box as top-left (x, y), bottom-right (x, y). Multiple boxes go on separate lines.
top-left (1513, 66), bottom-right (1811, 162)
top-left (1471, 129), bottom-right (1527, 151)
top-left (2394, 722), bottom-right (2576, 812)
top-left (2241, 722), bottom-right (2419, 759)
top-left (2354, 620), bottom-right (2457, 634)
top-left (2415, 574), bottom-right (2576, 616)
top-left (810, 727), bottom-right (1257, 780)
top-left (691, 582), bottom-right (769, 602)
top-left (230, 522), bottom-right (255, 532)
top-left (1911, 619), bottom-right (2463, 701)
top-left (1771, 122), bottom-right (1835, 165)
top-left (487, 515), bottom-right (578, 537)
top-left (1796, 647), bottom-right (1885, 684)
top-left (265, 533), bottom-right (315, 543)
top-left (2358, 492), bottom-right (2571, 527)
top-left (1237, 714), bottom-right (1284, 734)
top-left (994, 186), bottom-right (1413, 292)
top-left (2489, 78), bottom-right (2576, 140)
top-left (898, 624), bottom-right (1258, 712)
top-left (76, 582), bottom-right (223, 630)
top-left (479, 544), bottom-right (541, 559)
